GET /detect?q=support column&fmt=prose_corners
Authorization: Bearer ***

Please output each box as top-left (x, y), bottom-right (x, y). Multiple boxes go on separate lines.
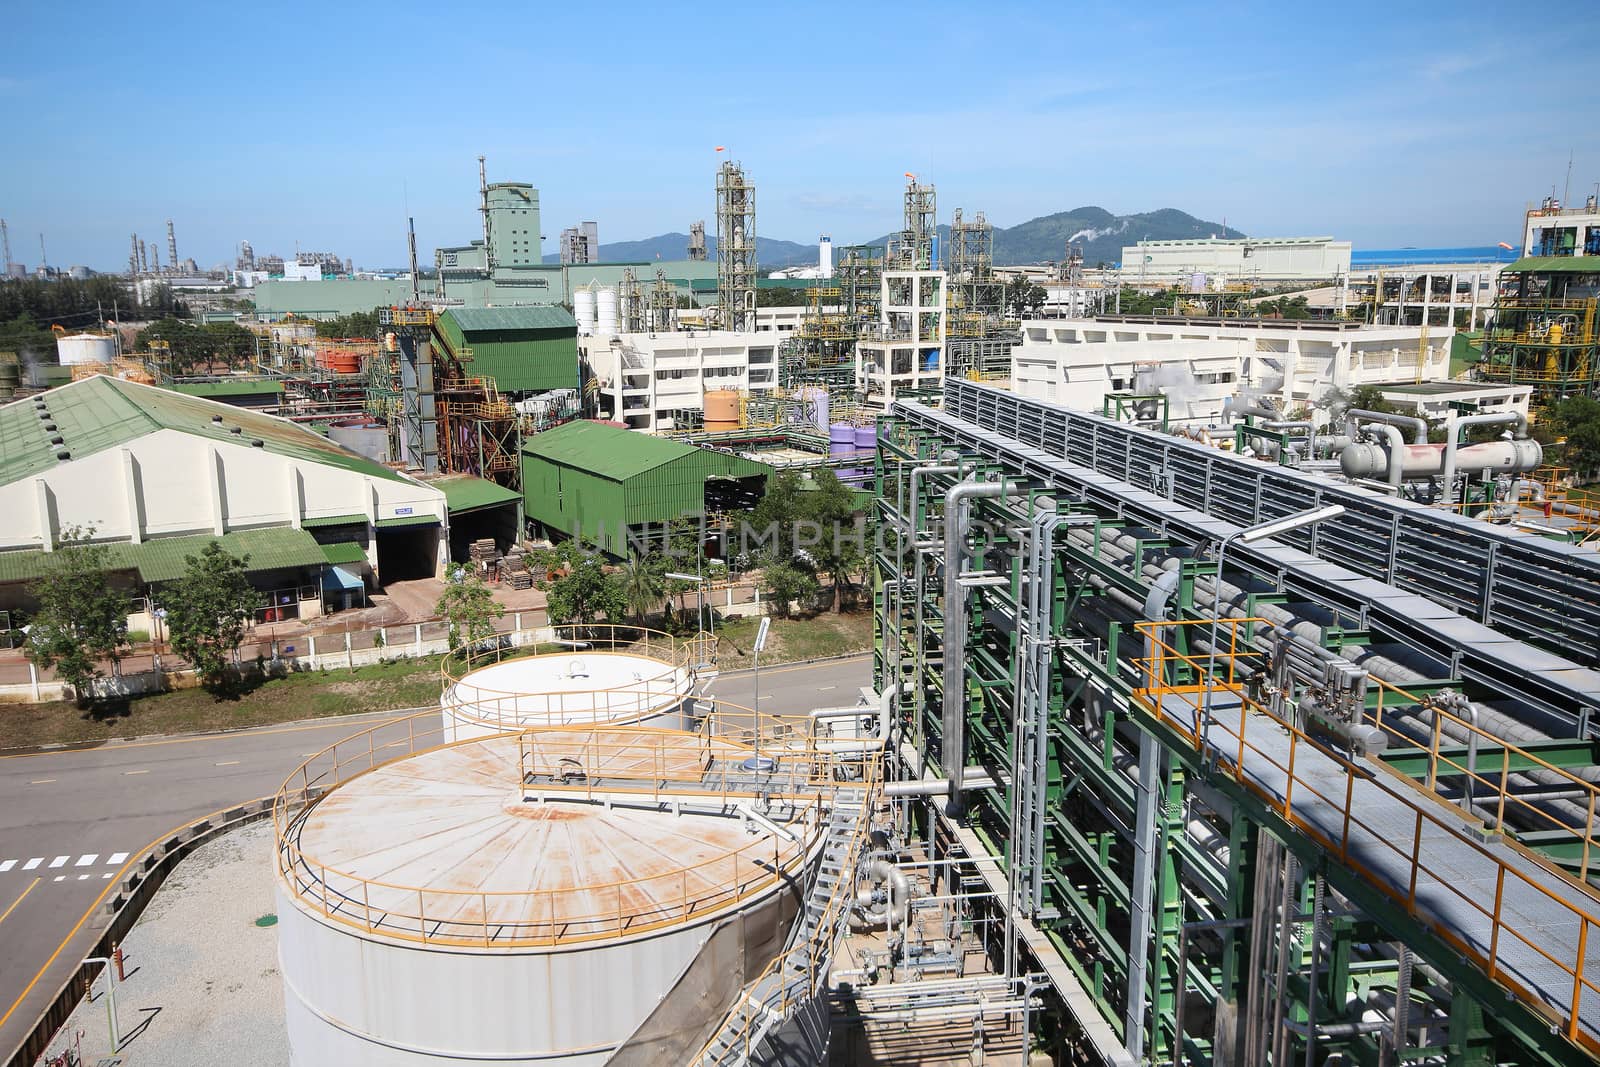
top-left (1125, 731), bottom-right (1161, 1060)
top-left (120, 448), bottom-right (142, 544)
top-left (206, 446), bottom-right (225, 535)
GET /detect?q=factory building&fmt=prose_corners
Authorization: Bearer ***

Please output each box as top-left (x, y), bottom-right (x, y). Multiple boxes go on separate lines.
top-left (1121, 235), bottom-right (1352, 281)
top-left (520, 420), bottom-right (772, 557)
top-left (581, 331), bottom-right (779, 431)
top-left (0, 377), bottom-right (450, 628)
top-left (1010, 316), bottom-right (1452, 423)
top-left (855, 269), bottom-right (948, 410)
top-left (434, 306), bottom-right (580, 395)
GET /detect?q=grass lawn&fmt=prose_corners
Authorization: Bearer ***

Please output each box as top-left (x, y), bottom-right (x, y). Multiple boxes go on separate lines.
top-left (1, 656), bottom-right (446, 751)
top-left (714, 611), bottom-right (873, 669)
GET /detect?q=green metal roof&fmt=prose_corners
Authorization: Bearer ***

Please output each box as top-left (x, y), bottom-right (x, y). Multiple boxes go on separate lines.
top-left (522, 420), bottom-right (707, 481)
top-left (440, 306), bottom-right (578, 333)
top-left (320, 541), bottom-right (369, 565)
top-left (169, 379), bottom-right (286, 398)
top-left (0, 527), bottom-right (330, 586)
top-left (431, 474), bottom-right (520, 514)
top-left (1503, 256), bottom-right (1600, 274)
top-left (375, 514), bottom-right (440, 529)
top-left (0, 376), bottom-right (411, 487)
top-left (300, 513), bottom-right (368, 529)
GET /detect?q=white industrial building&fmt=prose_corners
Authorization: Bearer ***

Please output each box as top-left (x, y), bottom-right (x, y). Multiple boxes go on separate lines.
top-left (1522, 193), bottom-right (1600, 257)
top-left (1376, 381), bottom-right (1533, 421)
top-left (1121, 236), bottom-right (1352, 282)
top-left (581, 331), bottom-right (779, 431)
top-left (0, 376), bottom-right (448, 628)
top-left (1010, 317), bottom-right (1452, 424)
top-left (856, 269), bottom-right (947, 410)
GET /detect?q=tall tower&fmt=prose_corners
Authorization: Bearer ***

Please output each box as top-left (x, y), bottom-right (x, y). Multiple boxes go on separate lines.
top-left (687, 221), bottom-right (707, 261)
top-left (2, 219), bottom-right (13, 276)
top-left (130, 233), bottom-right (140, 276)
top-left (894, 176), bottom-right (937, 270)
top-left (166, 219), bottom-right (178, 274)
top-left (715, 161), bottom-right (756, 332)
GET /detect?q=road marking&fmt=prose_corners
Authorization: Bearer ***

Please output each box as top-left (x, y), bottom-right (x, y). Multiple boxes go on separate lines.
top-left (818, 685), bottom-right (837, 691)
top-left (0, 861), bottom-right (14, 873)
top-left (102, 873), bottom-right (113, 879)
top-left (75, 854), bottom-right (97, 867)
top-left (22, 858), bottom-right (41, 871)
top-left (0, 879), bottom-right (39, 925)
top-left (52, 876), bottom-right (64, 883)
top-left (48, 857), bottom-right (67, 869)
top-left (124, 769), bottom-right (149, 776)
top-left (107, 852), bottom-right (128, 864)
top-left (30, 779), bottom-right (55, 785)
top-left (214, 760), bottom-right (240, 766)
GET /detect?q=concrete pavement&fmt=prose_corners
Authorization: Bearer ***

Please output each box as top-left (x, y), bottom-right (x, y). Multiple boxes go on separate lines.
top-left (0, 654), bottom-right (874, 1063)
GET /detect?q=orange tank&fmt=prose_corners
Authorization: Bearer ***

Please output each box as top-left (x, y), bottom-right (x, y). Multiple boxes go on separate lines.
top-left (704, 389), bottom-right (741, 432)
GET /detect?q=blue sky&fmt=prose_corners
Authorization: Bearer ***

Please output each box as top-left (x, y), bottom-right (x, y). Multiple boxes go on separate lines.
top-left (4, 0), bottom-right (1597, 270)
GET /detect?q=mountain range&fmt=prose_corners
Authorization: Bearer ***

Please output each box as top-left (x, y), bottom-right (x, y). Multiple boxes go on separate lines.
top-left (547, 208), bottom-right (1244, 270)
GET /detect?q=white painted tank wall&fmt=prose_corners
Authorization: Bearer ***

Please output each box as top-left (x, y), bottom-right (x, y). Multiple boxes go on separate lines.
top-left (441, 652), bottom-right (694, 741)
top-left (276, 872), bottom-right (795, 1065)
top-left (56, 333), bottom-right (116, 365)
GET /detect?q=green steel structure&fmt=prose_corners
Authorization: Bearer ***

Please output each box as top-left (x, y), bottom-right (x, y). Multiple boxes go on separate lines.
top-left (1475, 257), bottom-right (1600, 403)
top-left (872, 391), bottom-right (1600, 1067)
top-left (520, 420), bottom-right (772, 557)
top-left (434, 306), bottom-right (580, 395)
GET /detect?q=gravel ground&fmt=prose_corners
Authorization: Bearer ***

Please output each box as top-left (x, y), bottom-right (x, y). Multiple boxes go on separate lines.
top-left (35, 820), bottom-right (287, 1067)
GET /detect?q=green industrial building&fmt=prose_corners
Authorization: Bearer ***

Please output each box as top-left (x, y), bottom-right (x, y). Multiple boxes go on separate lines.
top-left (521, 420), bottom-right (772, 557)
top-left (434, 306), bottom-right (580, 395)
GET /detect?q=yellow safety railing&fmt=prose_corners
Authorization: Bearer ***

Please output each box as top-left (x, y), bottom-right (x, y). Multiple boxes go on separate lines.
top-left (1131, 620), bottom-right (1600, 1050)
top-left (272, 710), bottom-right (870, 950)
top-left (439, 624), bottom-right (716, 730)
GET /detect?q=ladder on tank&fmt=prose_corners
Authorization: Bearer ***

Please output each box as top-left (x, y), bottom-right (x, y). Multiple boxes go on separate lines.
top-left (693, 785), bottom-right (867, 1066)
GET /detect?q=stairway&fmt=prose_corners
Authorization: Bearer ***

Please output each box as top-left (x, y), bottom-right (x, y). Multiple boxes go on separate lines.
top-left (692, 786), bottom-right (866, 1066)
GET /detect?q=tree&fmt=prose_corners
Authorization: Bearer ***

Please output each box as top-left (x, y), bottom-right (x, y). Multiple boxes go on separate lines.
top-left (617, 553), bottom-right (666, 625)
top-left (542, 541), bottom-right (627, 628)
top-left (163, 543), bottom-right (260, 697)
top-left (315, 308), bottom-right (381, 340)
top-left (760, 560), bottom-right (820, 619)
top-left (802, 469), bottom-right (868, 611)
top-left (24, 527), bottom-right (129, 705)
top-left (1546, 396), bottom-right (1600, 477)
top-left (1004, 277), bottom-right (1046, 317)
top-left (435, 568), bottom-right (500, 654)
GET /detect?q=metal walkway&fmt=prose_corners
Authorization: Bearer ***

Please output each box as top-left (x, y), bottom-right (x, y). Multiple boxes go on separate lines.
top-left (942, 379), bottom-right (1600, 668)
top-left (1139, 677), bottom-right (1600, 1048)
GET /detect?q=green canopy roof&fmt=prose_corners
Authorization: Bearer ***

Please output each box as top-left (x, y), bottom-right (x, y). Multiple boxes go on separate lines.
top-left (0, 527), bottom-right (331, 586)
top-left (431, 474), bottom-right (520, 514)
top-left (1503, 256), bottom-right (1600, 274)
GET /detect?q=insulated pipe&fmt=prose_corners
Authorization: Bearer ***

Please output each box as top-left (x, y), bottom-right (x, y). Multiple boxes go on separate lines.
top-left (851, 857), bottom-right (913, 929)
top-left (1362, 422), bottom-right (1406, 491)
top-left (1345, 408), bottom-right (1427, 445)
top-left (1443, 411), bottom-right (1530, 505)
top-left (942, 477), bottom-right (1016, 813)
top-left (884, 771), bottom-right (1000, 797)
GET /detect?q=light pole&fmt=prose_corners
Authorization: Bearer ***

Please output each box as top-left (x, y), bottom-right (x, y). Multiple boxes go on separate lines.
top-left (1200, 504), bottom-right (1346, 752)
top-left (742, 615), bottom-right (774, 773)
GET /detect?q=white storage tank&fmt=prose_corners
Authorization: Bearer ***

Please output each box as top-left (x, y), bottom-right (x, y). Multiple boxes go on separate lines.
top-left (55, 332), bottom-right (116, 365)
top-left (439, 628), bottom-right (700, 741)
top-left (595, 287), bottom-right (618, 337)
top-left (276, 724), bottom-right (812, 1066)
top-left (573, 288), bottom-right (596, 335)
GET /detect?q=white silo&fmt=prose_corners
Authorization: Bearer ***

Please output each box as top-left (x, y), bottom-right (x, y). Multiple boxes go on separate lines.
top-left (55, 332), bottom-right (116, 366)
top-left (595, 287), bottom-right (618, 337)
top-left (275, 722), bottom-right (815, 1066)
top-left (440, 628), bottom-right (700, 741)
top-left (573, 287), bottom-right (596, 336)
top-left (818, 234), bottom-right (833, 279)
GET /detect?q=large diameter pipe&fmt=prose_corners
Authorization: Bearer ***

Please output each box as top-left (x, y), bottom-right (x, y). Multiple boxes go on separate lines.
top-left (1443, 411), bottom-right (1532, 504)
top-left (1339, 423), bottom-right (1407, 490)
top-left (1345, 408), bottom-right (1428, 445)
top-left (1342, 439), bottom-right (1542, 482)
top-left (942, 478), bottom-right (1016, 814)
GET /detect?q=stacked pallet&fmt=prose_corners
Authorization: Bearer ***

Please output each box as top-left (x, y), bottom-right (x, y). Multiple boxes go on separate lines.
top-left (468, 538), bottom-right (498, 563)
top-left (502, 554), bottom-right (534, 590)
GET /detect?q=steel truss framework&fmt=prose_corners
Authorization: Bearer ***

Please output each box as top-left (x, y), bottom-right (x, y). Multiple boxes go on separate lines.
top-left (872, 390), bottom-right (1600, 1066)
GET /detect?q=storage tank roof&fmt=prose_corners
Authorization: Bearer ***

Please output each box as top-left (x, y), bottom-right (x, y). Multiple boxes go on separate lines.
top-left (444, 646), bottom-right (695, 729)
top-left (282, 733), bottom-right (805, 948)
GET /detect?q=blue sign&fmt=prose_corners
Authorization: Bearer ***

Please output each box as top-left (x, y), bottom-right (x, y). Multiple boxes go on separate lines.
top-left (395, 507), bottom-right (414, 516)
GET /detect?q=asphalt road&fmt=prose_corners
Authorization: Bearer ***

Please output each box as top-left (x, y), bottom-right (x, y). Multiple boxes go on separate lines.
top-left (0, 653), bottom-right (873, 1062)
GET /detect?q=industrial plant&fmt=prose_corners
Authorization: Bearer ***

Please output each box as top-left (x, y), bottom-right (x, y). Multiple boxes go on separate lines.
top-left (4, 143), bottom-right (1600, 1067)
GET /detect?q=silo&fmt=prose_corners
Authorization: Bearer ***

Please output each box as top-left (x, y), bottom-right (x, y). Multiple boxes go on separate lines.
top-left (704, 389), bottom-right (741, 432)
top-left (595, 287), bottom-right (618, 337)
top-left (796, 386), bottom-right (829, 435)
top-left (440, 627), bottom-right (700, 741)
top-left (275, 721), bottom-right (814, 1066)
top-left (573, 288), bottom-right (596, 335)
top-left (55, 332), bottom-right (116, 365)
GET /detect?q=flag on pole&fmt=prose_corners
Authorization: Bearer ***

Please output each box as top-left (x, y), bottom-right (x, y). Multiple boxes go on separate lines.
top-left (1497, 241), bottom-right (1514, 250)
top-left (715, 146), bottom-right (726, 152)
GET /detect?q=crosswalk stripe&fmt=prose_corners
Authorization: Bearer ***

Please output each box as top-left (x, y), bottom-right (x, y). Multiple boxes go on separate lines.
top-left (22, 859), bottom-right (41, 871)
top-left (75, 854), bottom-right (97, 867)
top-left (102, 873), bottom-right (113, 879)
top-left (48, 857), bottom-right (67, 869)
top-left (107, 852), bottom-right (128, 864)
top-left (0, 861), bottom-right (15, 873)
top-left (52, 875), bottom-right (64, 882)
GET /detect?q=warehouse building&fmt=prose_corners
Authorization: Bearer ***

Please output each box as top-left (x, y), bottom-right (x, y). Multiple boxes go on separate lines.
top-left (434, 306), bottom-right (581, 395)
top-left (1120, 235), bottom-right (1352, 281)
top-left (520, 420), bottom-right (772, 557)
top-left (0, 377), bottom-right (451, 628)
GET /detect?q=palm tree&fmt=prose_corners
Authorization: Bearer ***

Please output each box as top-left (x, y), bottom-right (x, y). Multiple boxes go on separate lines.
top-left (618, 554), bottom-right (665, 625)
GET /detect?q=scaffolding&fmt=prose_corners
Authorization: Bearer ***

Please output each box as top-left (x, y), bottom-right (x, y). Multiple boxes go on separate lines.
top-left (648, 269), bottom-right (679, 333)
top-left (889, 177), bottom-right (937, 271)
top-left (715, 161), bottom-right (757, 332)
top-left (944, 208), bottom-right (1016, 380)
